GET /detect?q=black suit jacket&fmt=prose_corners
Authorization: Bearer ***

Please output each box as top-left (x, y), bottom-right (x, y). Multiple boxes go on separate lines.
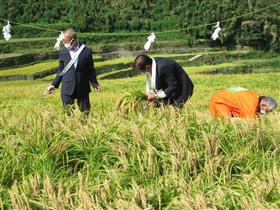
top-left (52, 44), bottom-right (99, 96)
top-left (154, 57), bottom-right (194, 106)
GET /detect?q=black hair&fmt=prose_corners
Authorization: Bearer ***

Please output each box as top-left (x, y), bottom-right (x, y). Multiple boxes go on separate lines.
top-left (133, 54), bottom-right (152, 71)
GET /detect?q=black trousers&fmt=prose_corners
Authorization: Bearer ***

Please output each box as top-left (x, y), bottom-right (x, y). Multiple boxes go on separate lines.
top-left (61, 92), bottom-right (90, 115)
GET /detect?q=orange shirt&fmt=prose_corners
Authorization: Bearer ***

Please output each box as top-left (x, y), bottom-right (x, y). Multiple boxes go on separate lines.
top-left (209, 88), bottom-right (259, 118)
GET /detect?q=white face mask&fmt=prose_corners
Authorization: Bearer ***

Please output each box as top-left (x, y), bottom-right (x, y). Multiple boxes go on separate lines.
top-left (260, 109), bottom-right (266, 115)
top-left (64, 39), bottom-right (73, 50)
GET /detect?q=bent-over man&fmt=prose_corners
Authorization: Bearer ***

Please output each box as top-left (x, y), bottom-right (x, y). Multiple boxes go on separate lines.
top-left (209, 87), bottom-right (277, 119)
top-left (133, 54), bottom-right (194, 108)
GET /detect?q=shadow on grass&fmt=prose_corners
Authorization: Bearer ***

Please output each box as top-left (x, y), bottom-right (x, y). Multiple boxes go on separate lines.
top-left (200, 64), bottom-right (280, 75)
top-left (99, 69), bottom-right (141, 80)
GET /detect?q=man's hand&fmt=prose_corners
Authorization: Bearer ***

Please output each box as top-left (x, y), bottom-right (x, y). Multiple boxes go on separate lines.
top-left (45, 85), bottom-right (55, 95)
top-left (147, 92), bottom-right (157, 102)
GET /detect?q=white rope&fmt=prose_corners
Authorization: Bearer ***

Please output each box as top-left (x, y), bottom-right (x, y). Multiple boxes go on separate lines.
top-left (0, 2), bottom-right (279, 37)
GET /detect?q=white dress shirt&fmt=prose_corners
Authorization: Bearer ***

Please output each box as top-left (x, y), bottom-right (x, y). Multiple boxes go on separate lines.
top-left (69, 43), bottom-right (80, 68)
top-left (146, 58), bottom-right (167, 99)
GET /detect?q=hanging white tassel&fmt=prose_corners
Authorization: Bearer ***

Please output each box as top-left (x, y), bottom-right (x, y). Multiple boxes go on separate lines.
top-left (144, 32), bottom-right (156, 52)
top-left (211, 22), bottom-right (221, 41)
top-left (2, 21), bottom-right (12, 41)
top-left (54, 31), bottom-right (64, 50)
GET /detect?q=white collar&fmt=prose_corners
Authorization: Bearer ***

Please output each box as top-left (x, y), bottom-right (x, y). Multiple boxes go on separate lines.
top-left (145, 58), bottom-right (167, 99)
top-left (146, 58), bottom-right (157, 93)
top-left (151, 58), bottom-right (156, 90)
top-left (69, 42), bottom-right (80, 52)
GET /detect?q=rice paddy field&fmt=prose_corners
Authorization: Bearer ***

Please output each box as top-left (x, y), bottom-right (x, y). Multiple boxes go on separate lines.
top-left (0, 43), bottom-right (280, 209)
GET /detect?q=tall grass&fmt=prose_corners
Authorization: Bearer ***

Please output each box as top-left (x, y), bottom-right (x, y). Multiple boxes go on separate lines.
top-left (0, 104), bottom-right (279, 209)
top-left (0, 51), bottom-right (280, 209)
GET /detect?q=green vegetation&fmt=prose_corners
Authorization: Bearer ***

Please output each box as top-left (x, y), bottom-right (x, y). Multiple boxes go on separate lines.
top-left (2, 49), bottom-right (280, 82)
top-left (150, 50), bottom-right (249, 58)
top-left (1, 1), bottom-right (280, 51)
top-left (0, 61), bottom-right (57, 76)
top-left (0, 53), bottom-right (23, 59)
top-left (1, 1), bottom-right (280, 207)
top-left (0, 65), bottom-right (280, 208)
top-left (95, 57), bottom-right (133, 67)
top-left (116, 91), bottom-right (147, 115)
top-left (0, 32), bottom-right (280, 208)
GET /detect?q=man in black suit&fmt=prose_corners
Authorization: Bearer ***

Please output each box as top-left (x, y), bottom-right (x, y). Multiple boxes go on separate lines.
top-left (46, 28), bottom-right (101, 115)
top-left (133, 54), bottom-right (194, 107)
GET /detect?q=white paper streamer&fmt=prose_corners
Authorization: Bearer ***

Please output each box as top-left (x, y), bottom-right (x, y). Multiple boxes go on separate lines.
top-left (54, 31), bottom-right (64, 50)
top-left (144, 32), bottom-right (156, 52)
top-left (2, 21), bottom-right (12, 41)
top-left (211, 22), bottom-right (221, 41)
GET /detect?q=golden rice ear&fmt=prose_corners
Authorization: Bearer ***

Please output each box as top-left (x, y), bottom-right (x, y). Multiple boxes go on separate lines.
top-left (116, 91), bottom-right (147, 115)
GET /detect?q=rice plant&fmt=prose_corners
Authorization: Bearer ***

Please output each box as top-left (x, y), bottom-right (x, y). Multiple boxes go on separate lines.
top-left (116, 91), bottom-right (147, 115)
top-left (0, 51), bottom-right (280, 209)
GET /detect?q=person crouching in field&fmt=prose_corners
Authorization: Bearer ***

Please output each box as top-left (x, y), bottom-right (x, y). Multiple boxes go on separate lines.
top-left (133, 54), bottom-right (194, 108)
top-left (209, 87), bottom-right (277, 119)
top-left (46, 28), bottom-right (101, 116)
